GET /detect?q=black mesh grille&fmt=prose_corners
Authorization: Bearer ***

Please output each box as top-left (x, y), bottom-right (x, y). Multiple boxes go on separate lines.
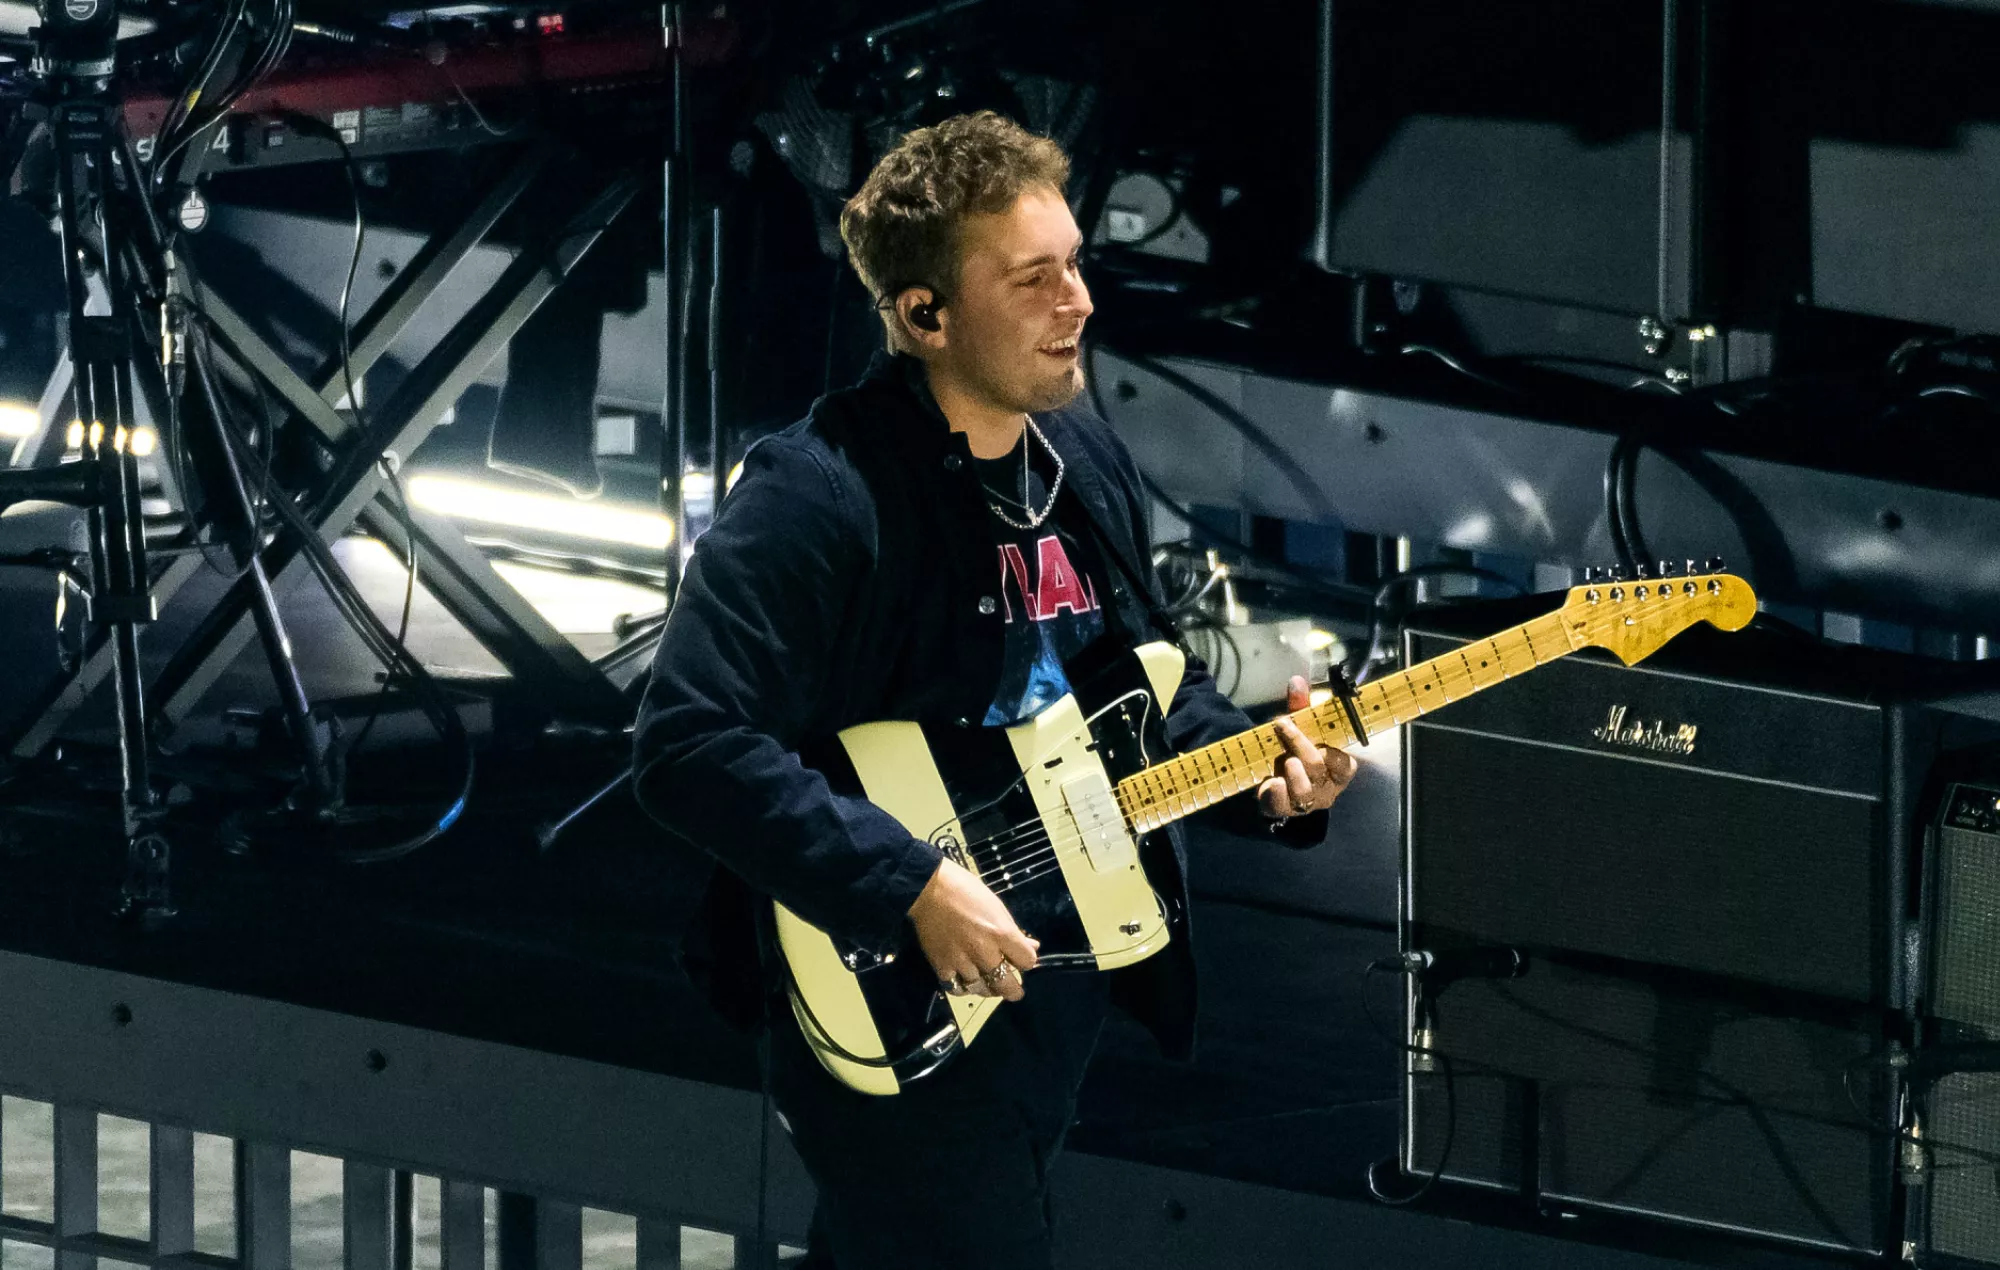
top-left (1406, 961), bottom-right (1891, 1253)
top-left (1410, 728), bottom-right (1886, 1002)
top-left (1927, 1067), bottom-right (2000, 1266)
top-left (1935, 795), bottom-right (2000, 1032)
top-left (1924, 785), bottom-right (2000, 1267)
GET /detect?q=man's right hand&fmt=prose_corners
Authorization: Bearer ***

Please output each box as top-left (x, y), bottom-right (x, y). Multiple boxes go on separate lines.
top-left (908, 857), bottom-right (1039, 1002)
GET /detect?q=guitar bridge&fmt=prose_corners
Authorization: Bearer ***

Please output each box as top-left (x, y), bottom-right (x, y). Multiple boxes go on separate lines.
top-left (1061, 772), bottom-right (1135, 873)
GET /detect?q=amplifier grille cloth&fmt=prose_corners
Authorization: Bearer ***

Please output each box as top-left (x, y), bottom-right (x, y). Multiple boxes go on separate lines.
top-left (1927, 1069), bottom-right (2000, 1266)
top-left (1407, 963), bottom-right (1889, 1253)
top-left (1934, 820), bottom-right (2000, 1032)
top-left (1411, 728), bottom-right (1884, 1002)
top-left (1927, 786), bottom-right (2000, 1266)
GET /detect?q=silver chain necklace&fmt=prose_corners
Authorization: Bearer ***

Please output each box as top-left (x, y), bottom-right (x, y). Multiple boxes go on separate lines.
top-left (985, 419), bottom-right (1066, 531)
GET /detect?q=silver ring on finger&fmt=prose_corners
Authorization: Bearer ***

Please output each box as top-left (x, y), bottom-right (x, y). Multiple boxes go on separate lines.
top-left (981, 961), bottom-right (1013, 987)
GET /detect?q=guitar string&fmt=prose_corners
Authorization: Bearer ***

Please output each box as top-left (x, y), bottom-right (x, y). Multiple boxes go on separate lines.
top-left (961, 680), bottom-right (1438, 886)
top-left (946, 607), bottom-right (1692, 901)
top-left (961, 647), bottom-right (1460, 861)
top-left (957, 630), bottom-right (1574, 889)
top-left (961, 716), bottom-right (1348, 893)
top-left (962, 716), bottom-right (1321, 859)
top-left (969, 653), bottom-right (1480, 866)
top-left (958, 701), bottom-right (1352, 869)
top-left (961, 617), bottom-right (1561, 861)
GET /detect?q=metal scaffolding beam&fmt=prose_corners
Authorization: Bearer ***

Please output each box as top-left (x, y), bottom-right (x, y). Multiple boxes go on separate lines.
top-left (148, 166), bottom-right (642, 728)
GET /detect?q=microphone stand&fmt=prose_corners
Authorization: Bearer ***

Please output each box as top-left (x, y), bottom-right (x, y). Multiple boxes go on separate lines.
top-left (2, 0), bottom-right (169, 921)
top-left (3, 0), bottom-right (339, 919)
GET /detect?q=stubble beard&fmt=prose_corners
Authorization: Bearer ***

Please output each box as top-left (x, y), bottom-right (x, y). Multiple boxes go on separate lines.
top-left (1020, 361), bottom-right (1085, 415)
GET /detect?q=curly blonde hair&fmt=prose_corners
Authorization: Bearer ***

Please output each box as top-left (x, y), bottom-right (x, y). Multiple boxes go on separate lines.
top-left (840, 111), bottom-right (1070, 323)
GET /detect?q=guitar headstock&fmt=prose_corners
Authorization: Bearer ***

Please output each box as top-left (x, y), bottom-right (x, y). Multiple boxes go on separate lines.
top-left (1561, 559), bottom-right (1757, 666)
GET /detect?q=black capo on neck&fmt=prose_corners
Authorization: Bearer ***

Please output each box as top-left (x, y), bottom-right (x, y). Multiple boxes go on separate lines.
top-left (1329, 663), bottom-right (1369, 746)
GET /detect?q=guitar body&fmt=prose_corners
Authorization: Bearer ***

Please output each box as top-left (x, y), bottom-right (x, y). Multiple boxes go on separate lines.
top-left (770, 567), bottom-right (1761, 1095)
top-left (775, 641), bottom-right (1187, 1095)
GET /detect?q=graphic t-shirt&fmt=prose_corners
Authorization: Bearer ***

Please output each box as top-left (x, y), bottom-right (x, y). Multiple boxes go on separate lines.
top-left (974, 433), bottom-right (1108, 727)
top-left (971, 428), bottom-right (1115, 1093)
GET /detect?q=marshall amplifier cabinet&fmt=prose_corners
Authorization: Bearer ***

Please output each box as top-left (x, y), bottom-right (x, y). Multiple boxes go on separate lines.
top-left (1399, 597), bottom-right (2000, 1254)
top-left (1403, 605), bottom-right (1968, 1010)
top-left (1909, 782), bottom-right (2000, 1268)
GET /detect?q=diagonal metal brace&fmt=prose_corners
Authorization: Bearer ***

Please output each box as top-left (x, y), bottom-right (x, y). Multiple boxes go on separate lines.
top-left (150, 167), bottom-right (645, 729)
top-left (2, 149), bottom-right (557, 761)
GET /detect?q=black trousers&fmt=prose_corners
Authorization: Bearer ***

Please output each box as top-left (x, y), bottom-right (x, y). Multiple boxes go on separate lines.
top-left (766, 975), bottom-right (1110, 1270)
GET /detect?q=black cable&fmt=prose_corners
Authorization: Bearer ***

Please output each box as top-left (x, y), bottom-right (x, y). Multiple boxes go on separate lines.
top-left (1135, 468), bottom-right (1367, 609)
top-left (1373, 341), bottom-right (1678, 578)
top-left (1097, 344), bottom-right (1341, 524)
top-left (1484, 979), bottom-right (1858, 1247)
top-left (1360, 958), bottom-right (1455, 1206)
top-left (1179, 616), bottom-right (1242, 697)
top-left (150, 0), bottom-right (294, 233)
top-left (1491, 353), bottom-right (1684, 392)
top-left (1351, 564), bottom-right (1527, 684)
top-left (1398, 344), bottom-right (1520, 398)
top-left (188, 311), bottom-right (472, 864)
top-left (1084, 346), bottom-right (1370, 611)
top-left (1605, 431), bottom-right (1654, 575)
top-left (274, 109), bottom-right (422, 760)
top-left (149, 0), bottom-right (249, 178)
top-left (151, 0), bottom-right (283, 190)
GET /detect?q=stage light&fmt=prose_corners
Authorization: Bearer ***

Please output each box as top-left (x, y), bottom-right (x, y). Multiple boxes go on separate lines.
top-left (408, 474), bottom-right (674, 550)
top-left (0, 401), bottom-right (39, 438)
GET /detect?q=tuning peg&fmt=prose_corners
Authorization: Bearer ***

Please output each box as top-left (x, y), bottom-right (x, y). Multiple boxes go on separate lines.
top-left (1705, 555), bottom-right (1726, 574)
top-left (1582, 566), bottom-right (1601, 583)
top-left (1657, 560), bottom-right (1677, 578)
top-left (1635, 563), bottom-right (1649, 579)
top-left (1685, 558), bottom-right (1699, 577)
top-left (1609, 564), bottom-right (1628, 583)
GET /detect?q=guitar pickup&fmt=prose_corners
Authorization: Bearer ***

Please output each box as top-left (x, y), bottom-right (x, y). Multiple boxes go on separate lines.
top-left (1062, 772), bottom-right (1134, 873)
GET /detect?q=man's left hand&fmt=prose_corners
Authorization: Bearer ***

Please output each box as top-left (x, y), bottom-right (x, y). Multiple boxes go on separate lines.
top-left (1257, 675), bottom-right (1359, 821)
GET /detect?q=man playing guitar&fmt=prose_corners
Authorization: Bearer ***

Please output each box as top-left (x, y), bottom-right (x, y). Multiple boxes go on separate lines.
top-left (633, 110), bottom-right (1354, 1269)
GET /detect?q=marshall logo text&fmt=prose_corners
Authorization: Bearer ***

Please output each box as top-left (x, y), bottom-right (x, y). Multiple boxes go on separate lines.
top-left (1592, 705), bottom-right (1698, 756)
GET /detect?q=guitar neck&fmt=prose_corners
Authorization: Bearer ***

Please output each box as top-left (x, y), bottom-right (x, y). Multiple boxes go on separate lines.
top-left (1116, 609), bottom-right (1580, 834)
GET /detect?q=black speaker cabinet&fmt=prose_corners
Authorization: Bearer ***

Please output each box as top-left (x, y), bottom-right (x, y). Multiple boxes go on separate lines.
top-left (1403, 608), bottom-right (1988, 1010)
top-left (1404, 958), bottom-right (1894, 1254)
top-left (1911, 783), bottom-right (2000, 1268)
top-left (1928, 784), bottom-right (2000, 1035)
top-left (1400, 600), bottom-right (2000, 1254)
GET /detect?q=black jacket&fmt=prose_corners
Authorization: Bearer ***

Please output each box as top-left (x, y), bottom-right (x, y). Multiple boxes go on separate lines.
top-left (632, 352), bottom-right (1324, 1059)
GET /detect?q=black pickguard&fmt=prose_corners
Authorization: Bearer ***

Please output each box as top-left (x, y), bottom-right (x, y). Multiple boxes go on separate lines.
top-left (815, 644), bottom-right (1181, 1087)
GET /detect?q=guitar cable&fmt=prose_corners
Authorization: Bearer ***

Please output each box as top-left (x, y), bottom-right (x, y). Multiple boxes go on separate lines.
top-left (781, 957), bottom-right (957, 1072)
top-left (1361, 956), bottom-right (1456, 1207)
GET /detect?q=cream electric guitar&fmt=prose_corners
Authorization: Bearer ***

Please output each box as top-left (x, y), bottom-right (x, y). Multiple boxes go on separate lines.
top-left (778, 570), bottom-right (1759, 1094)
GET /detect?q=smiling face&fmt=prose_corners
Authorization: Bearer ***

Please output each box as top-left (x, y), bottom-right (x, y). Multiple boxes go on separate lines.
top-left (922, 184), bottom-right (1093, 424)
